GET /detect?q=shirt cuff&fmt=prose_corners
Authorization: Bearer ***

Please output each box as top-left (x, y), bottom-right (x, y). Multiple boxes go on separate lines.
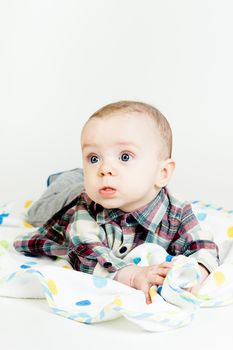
top-left (191, 248), bottom-right (219, 273)
top-left (93, 256), bottom-right (131, 279)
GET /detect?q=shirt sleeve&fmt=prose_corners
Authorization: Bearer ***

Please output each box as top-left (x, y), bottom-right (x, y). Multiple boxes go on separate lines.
top-left (13, 225), bottom-right (69, 258)
top-left (13, 197), bottom-right (81, 258)
top-left (168, 202), bottom-right (220, 272)
top-left (67, 204), bottom-right (131, 278)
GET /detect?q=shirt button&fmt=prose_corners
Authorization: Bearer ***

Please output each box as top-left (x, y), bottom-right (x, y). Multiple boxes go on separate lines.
top-left (126, 215), bottom-right (132, 224)
top-left (119, 246), bottom-right (127, 254)
top-left (103, 262), bottom-right (112, 268)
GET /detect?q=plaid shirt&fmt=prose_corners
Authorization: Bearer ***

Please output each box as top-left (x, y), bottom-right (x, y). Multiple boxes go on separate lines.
top-left (14, 187), bottom-right (219, 278)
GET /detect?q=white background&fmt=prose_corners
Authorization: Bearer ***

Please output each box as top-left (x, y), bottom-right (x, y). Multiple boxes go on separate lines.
top-left (0, 0), bottom-right (233, 208)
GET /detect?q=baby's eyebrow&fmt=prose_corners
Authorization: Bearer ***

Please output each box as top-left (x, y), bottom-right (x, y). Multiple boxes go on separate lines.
top-left (82, 141), bottom-right (139, 151)
top-left (115, 142), bottom-right (139, 149)
top-left (82, 143), bottom-right (98, 151)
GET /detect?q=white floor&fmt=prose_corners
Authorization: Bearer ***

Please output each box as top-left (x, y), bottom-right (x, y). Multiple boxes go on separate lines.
top-left (1, 296), bottom-right (232, 350)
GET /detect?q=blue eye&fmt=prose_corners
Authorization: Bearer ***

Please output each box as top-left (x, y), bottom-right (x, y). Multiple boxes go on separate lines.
top-left (120, 153), bottom-right (132, 162)
top-left (90, 155), bottom-right (99, 164)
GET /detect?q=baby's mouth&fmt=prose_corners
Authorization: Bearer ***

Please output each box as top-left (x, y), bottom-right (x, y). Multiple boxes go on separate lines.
top-left (99, 187), bottom-right (117, 196)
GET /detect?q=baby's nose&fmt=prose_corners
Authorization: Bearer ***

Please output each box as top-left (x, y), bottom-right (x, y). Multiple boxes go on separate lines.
top-left (100, 170), bottom-right (113, 176)
top-left (98, 161), bottom-right (115, 176)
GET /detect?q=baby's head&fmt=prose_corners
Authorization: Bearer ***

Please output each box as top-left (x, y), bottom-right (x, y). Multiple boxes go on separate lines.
top-left (81, 101), bottom-right (175, 212)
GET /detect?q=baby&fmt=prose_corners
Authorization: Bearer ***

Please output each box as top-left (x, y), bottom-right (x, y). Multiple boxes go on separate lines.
top-left (14, 101), bottom-right (219, 304)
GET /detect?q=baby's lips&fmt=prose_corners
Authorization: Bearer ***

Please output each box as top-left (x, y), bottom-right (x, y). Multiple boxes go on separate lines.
top-left (100, 186), bottom-right (116, 190)
top-left (98, 187), bottom-right (117, 196)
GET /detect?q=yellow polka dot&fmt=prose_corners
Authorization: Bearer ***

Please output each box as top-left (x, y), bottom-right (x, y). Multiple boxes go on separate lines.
top-left (24, 200), bottom-right (33, 209)
top-left (63, 265), bottom-right (71, 269)
top-left (113, 297), bottom-right (123, 306)
top-left (213, 271), bottom-right (225, 286)
top-left (47, 279), bottom-right (58, 295)
top-left (227, 226), bottom-right (233, 238)
top-left (149, 286), bottom-right (157, 300)
top-left (23, 220), bottom-right (33, 228)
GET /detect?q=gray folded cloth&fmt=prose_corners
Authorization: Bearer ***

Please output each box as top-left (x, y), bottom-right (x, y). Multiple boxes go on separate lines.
top-left (26, 168), bottom-right (84, 227)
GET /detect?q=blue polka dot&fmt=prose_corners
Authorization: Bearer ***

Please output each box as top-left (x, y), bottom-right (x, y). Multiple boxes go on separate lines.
top-left (157, 286), bottom-right (162, 295)
top-left (133, 257), bottom-right (141, 265)
top-left (165, 255), bottom-right (174, 262)
top-left (197, 212), bottom-right (207, 221)
top-left (93, 276), bottom-right (108, 288)
top-left (75, 299), bottom-right (91, 306)
top-left (20, 264), bottom-right (31, 269)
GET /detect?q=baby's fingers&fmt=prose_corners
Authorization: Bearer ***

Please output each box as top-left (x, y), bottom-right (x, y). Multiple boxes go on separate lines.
top-left (159, 261), bottom-right (174, 269)
top-left (157, 266), bottom-right (171, 277)
top-left (142, 286), bottom-right (152, 304)
top-left (156, 262), bottom-right (173, 277)
top-left (148, 273), bottom-right (165, 286)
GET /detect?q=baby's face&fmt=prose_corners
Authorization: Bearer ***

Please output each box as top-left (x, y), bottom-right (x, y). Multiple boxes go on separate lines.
top-left (81, 112), bottom-right (164, 212)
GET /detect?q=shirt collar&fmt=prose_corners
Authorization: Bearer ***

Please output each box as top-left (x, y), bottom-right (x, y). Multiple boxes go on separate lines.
top-left (131, 187), bottom-right (169, 232)
top-left (95, 205), bottom-right (126, 224)
top-left (93, 187), bottom-right (169, 233)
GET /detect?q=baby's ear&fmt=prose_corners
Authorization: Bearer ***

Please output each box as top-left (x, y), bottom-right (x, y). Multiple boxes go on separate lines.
top-left (155, 159), bottom-right (176, 188)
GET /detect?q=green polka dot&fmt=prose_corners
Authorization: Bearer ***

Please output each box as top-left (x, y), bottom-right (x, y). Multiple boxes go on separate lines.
top-left (146, 251), bottom-right (153, 264)
top-left (0, 240), bottom-right (9, 249)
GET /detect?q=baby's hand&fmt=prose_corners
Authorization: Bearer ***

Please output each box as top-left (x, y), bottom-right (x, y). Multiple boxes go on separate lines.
top-left (114, 262), bottom-right (173, 304)
top-left (131, 262), bottom-right (173, 304)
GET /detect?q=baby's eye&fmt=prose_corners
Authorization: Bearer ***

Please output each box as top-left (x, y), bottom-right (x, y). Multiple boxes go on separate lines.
top-left (89, 155), bottom-right (99, 164)
top-left (120, 153), bottom-right (132, 162)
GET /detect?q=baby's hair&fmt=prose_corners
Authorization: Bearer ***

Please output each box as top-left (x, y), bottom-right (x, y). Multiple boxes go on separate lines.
top-left (88, 100), bottom-right (172, 159)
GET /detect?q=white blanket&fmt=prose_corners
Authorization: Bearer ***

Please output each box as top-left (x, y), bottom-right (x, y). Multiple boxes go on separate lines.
top-left (0, 199), bottom-right (233, 332)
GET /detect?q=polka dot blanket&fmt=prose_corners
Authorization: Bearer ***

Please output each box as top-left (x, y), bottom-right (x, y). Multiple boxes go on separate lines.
top-left (0, 199), bottom-right (233, 332)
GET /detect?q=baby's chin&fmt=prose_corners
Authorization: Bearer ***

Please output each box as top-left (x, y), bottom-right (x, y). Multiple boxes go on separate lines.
top-left (96, 200), bottom-right (132, 212)
top-left (85, 193), bottom-right (115, 207)
top-left (95, 200), bottom-right (118, 209)
top-left (94, 197), bottom-right (123, 210)
top-left (86, 191), bottom-right (130, 211)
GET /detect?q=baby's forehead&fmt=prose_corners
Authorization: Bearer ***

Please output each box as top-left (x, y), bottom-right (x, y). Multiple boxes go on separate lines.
top-left (81, 114), bottom-right (159, 150)
top-left (83, 111), bottom-right (157, 131)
